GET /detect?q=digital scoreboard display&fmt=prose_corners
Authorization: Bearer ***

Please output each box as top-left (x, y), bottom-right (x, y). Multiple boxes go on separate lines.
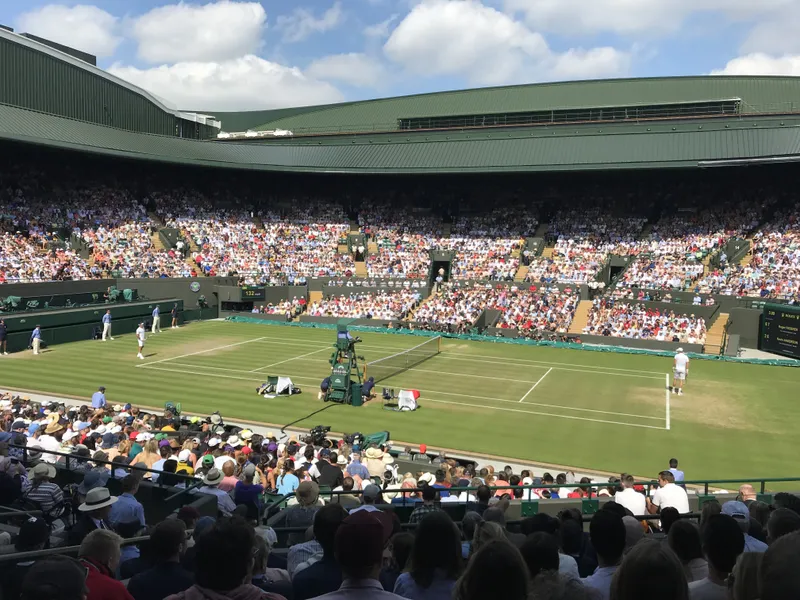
top-left (761, 304), bottom-right (800, 359)
top-left (241, 285), bottom-right (265, 301)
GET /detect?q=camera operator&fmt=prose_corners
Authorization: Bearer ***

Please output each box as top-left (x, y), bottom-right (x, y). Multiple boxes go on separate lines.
top-left (312, 449), bottom-right (344, 489)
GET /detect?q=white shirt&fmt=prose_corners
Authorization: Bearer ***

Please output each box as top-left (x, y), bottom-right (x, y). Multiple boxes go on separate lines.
top-left (674, 352), bottom-right (689, 372)
top-left (613, 488), bottom-right (647, 516)
top-left (688, 578), bottom-right (728, 600)
top-left (136, 327), bottom-right (146, 343)
top-left (214, 455), bottom-right (235, 470)
top-left (652, 482), bottom-right (690, 513)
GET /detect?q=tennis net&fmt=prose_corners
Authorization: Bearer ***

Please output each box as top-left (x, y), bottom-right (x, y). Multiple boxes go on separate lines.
top-left (366, 336), bottom-right (442, 383)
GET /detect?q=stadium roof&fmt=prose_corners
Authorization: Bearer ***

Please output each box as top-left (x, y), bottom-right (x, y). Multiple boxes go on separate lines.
top-left (199, 76), bottom-right (800, 136)
top-left (4, 102), bottom-right (800, 174)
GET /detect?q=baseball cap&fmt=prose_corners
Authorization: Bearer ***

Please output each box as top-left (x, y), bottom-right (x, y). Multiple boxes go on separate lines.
top-left (16, 516), bottom-right (50, 551)
top-left (721, 500), bottom-right (749, 520)
top-left (362, 484), bottom-right (382, 501)
top-left (20, 556), bottom-right (88, 600)
top-left (335, 510), bottom-right (393, 571)
top-left (676, 347), bottom-right (684, 353)
top-left (319, 448), bottom-right (331, 458)
top-left (178, 449), bottom-right (192, 462)
top-left (202, 455), bottom-right (215, 467)
top-left (243, 463), bottom-right (257, 478)
top-left (240, 446), bottom-right (252, 455)
top-left (159, 440), bottom-right (171, 448)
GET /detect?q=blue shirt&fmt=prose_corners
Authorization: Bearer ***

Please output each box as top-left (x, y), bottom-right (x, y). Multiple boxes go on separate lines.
top-left (583, 566), bottom-right (618, 600)
top-left (152, 307), bottom-right (159, 317)
top-left (91, 391), bottom-right (106, 409)
top-left (102, 313), bottom-right (111, 324)
top-left (394, 571), bottom-right (457, 600)
top-left (669, 468), bottom-right (685, 482)
top-left (744, 534), bottom-right (768, 552)
top-left (346, 460), bottom-right (370, 481)
top-left (109, 492), bottom-right (146, 527)
top-left (30, 328), bottom-right (41, 340)
top-left (277, 473), bottom-right (300, 496)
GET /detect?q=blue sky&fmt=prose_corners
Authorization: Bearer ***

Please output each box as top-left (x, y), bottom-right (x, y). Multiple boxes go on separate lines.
top-left (2, 0), bottom-right (799, 111)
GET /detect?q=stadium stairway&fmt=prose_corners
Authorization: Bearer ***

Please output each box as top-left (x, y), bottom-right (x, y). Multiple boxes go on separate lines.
top-left (568, 300), bottom-right (593, 334)
top-left (150, 232), bottom-right (167, 252)
top-left (355, 260), bottom-right (367, 277)
top-left (704, 313), bottom-right (729, 355)
top-left (350, 220), bottom-right (359, 233)
top-left (534, 223), bottom-right (549, 238)
top-left (442, 223), bottom-right (451, 238)
top-left (309, 291), bottom-right (323, 305)
top-left (368, 241), bottom-right (378, 254)
top-left (147, 212), bottom-right (164, 228)
top-left (514, 265), bottom-right (529, 282)
top-left (542, 247), bottom-right (555, 258)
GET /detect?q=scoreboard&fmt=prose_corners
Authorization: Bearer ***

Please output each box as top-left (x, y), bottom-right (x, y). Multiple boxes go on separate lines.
top-left (761, 303), bottom-right (800, 359)
top-left (241, 285), bottom-right (265, 301)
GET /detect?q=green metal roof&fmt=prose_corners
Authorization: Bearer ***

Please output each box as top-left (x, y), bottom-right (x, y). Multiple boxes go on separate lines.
top-left (248, 76), bottom-right (800, 135)
top-left (3, 103), bottom-right (800, 174)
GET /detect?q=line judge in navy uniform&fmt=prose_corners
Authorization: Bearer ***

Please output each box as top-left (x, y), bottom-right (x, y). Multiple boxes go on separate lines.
top-left (0, 318), bottom-right (7, 355)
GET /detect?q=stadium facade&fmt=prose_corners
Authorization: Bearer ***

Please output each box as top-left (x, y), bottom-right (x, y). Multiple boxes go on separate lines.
top-left (2, 27), bottom-right (800, 173)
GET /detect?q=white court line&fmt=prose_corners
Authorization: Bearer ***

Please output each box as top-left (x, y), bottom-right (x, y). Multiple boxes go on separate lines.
top-left (519, 368), bottom-right (552, 403)
top-left (249, 347), bottom-right (331, 373)
top-left (665, 373), bottom-right (671, 431)
top-left (135, 336), bottom-right (269, 367)
top-left (157, 362), bottom-right (664, 421)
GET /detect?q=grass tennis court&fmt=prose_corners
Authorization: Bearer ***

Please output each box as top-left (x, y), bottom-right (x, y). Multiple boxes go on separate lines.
top-left (2, 319), bottom-right (800, 483)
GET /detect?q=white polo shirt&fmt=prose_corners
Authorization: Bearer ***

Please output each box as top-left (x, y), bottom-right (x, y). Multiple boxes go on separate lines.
top-left (674, 352), bottom-right (689, 373)
top-left (652, 482), bottom-right (690, 514)
top-left (613, 488), bottom-right (647, 516)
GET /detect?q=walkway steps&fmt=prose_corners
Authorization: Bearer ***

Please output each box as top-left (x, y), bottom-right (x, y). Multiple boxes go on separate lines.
top-left (309, 291), bottom-right (323, 305)
top-left (533, 223), bottom-right (549, 238)
top-left (355, 261), bottom-right (367, 277)
top-left (704, 312), bottom-right (729, 355)
top-left (368, 242), bottom-right (378, 254)
top-left (514, 265), bottom-right (529, 282)
top-left (151, 233), bottom-right (167, 252)
top-left (568, 300), bottom-right (593, 335)
top-left (542, 247), bottom-right (555, 259)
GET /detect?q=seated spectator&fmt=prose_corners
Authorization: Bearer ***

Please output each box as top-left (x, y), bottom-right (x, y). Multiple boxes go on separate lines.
top-left (394, 511), bottom-right (463, 599)
top-left (667, 520), bottom-right (708, 583)
top-left (251, 534), bottom-right (292, 599)
top-left (292, 503), bottom-right (348, 600)
top-left (21, 462), bottom-right (64, 520)
top-left (128, 520), bottom-right (194, 600)
top-left (270, 481), bottom-right (321, 547)
top-left (69, 487), bottom-right (118, 547)
top-left (520, 513), bottom-right (579, 578)
top-left (454, 539), bottom-right (530, 600)
top-left (609, 538), bottom-right (689, 600)
top-left (759, 530), bottom-right (800, 600)
top-left (381, 532), bottom-right (415, 593)
top-left (582, 510), bottom-right (626, 600)
top-left (0, 516), bottom-right (51, 600)
top-left (766, 507), bottom-right (800, 544)
top-left (613, 474), bottom-right (646, 516)
top-left (520, 532), bottom-right (560, 579)
top-left (728, 552), bottom-right (761, 600)
top-left (234, 463), bottom-right (265, 520)
top-left (408, 485), bottom-right (441, 524)
top-left (165, 516), bottom-right (284, 600)
top-left (19, 555), bottom-right (90, 600)
top-left (193, 468), bottom-right (236, 516)
top-left (689, 514), bottom-right (744, 600)
top-left (646, 471), bottom-right (690, 515)
top-left (721, 501), bottom-right (768, 552)
top-left (108, 475), bottom-right (145, 528)
top-left (469, 520), bottom-right (506, 558)
top-left (79, 529), bottom-right (134, 600)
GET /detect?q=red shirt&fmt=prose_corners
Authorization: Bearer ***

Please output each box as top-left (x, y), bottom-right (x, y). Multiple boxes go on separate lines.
top-left (82, 558), bottom-right (134, 600)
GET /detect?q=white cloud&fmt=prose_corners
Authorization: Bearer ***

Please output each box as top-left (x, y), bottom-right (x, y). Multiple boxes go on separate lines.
top-left (15, 4), bottom-right (121, 57)
top-left (741, 14), bottom-right (800, 55)
top-left (307, 53), bottom-right (386, 87)
top-left (504, 0), bottom-right (793, 36)
top-left (131, 1), bottom-right (267, 63)
top-left (712, 53), bottom-right (800, 76)
top-left (384, 0), bottom-right (630, 85)
top-left (108, 54), bottom-right (344, 111)
top-left (363, 14), bottom-right (398, 38)
top-left (276, 2), bottom-right (343, 43)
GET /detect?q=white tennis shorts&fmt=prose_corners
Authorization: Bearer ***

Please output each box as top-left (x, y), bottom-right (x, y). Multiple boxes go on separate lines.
top-left (673, 369), bottom-right (686, 381)
top-left (138, 340), bottom-right (144, 348)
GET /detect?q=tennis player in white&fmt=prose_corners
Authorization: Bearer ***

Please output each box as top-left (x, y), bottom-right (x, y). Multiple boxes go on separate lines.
top-left (136, 322), bottom-right (146, 360)
top-left (672, 347), bottom-right (689, 395)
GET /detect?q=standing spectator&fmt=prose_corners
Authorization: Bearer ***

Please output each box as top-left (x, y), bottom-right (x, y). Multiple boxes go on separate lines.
top-left (108, 475), bottom-right (145, 528)
top-left (646, 471), bottom-right (690, 515)
top-left (127, 520), bottom-right (194, 600)
top-left (667, 521), bottom-right (708, 583)
top-left (234, 463), bottom-right (264, 519)
top-left (292, 504), bottom-right (348, 600)
top-left (19, 556), bottom-right (90, 600)
top-left (91, 387), bottom-right (107, 410)
top-left (454, 540), bottom-right (529, 600)
top-left (614, 474), bottom-right (646, 516)
top-left (394, 512), bottom-right (463, 599)
top-left (669, 459), bottom-right (685, 484)
top-left (759, 530), bottom-right (800, 600)
top-left (79, 529), bottom-right (134, 600)
top-left (310, 509), bottom-right (403, 600)
top-left (30, 324), bottom-right (42, 355)
top-left (151, 305), bottom-right (161, 334)
top-left (609, 538), bottom-right (688, 600)
top-left (165, 516), bottom-right (284, 600)
top-left (408, 485), bottom-right (441, 524)
top-left (69, 487), bottom-right (118, 546)
top-left (688, 514), bottom-right (744, 600)
top-left (583, 510), bottom-right (626, 600)
top-left (101, 310), bottom-right (114, 341)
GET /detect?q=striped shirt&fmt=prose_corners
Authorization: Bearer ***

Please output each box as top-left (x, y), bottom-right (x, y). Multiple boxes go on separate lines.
top-left (21, 480), bottom-right (64, 515)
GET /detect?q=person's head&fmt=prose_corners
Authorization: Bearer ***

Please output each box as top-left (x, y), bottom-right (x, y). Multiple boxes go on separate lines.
top-left (342, 476), bottom-right (354, 492)
top-left (421, 484), bottom-right (437, 504)
top-left (767, 507), bottom-right (800, 544)
top-left (772, 492), bottom-right (800, 516)
top-left (20, 556), bottom-right (89, 600)
top-left (520, 513), bottom-right (558, 537)
top-left (701, 499), bottom-right (722, 525)
top-left (149, 519), bottom-right (187, 563)
top-left (195, 517), bottom-right (256, 591)
top-left (454, 540), bottom-right (529, 600)
top-left (462, 511), bottom-right (483, 543)
top-left (621, 473), bottom-right (636, 489)
top-left (222, 461), bottom-right (234, 477)
top-left (388, 532), bottom-right (414, 571)
top-left (657, 471), bottom-right (675, 486)
top-left (520, 532), bottom-right (559, 578)
top-left (749, 501), bottom-right (771, 528)
top-left (660, 507), bottom-right (680, 534)
top-left (79, 529), bottom-right (123, 572)
top-left (667, 520), bottom-right (704, 564)
top-left (529, 571), bottom-right (594, 600)
top-left (15, 516), bottom-right (51, 552)
top-left (560, 519), bottom-right (584, 556)
top-left (669, 458), bottom-right (678, 469)
top-left (335, 509), bottom-right (393, 580)
top-left (476, 484), bottom-right (491, 504)
top-left (738, 484), bottom-right (757, 502)
top-left (409, 511), bottom-right (463, 588)
top-left (702, 514), bottom-right (745, 576)
top-left (471, 520), bottom-right (506, 556)
top-left (313, 503), bottom-right (348, 556)
top-left (590, 510), bottom-right (626, 567)
top-left (729, 552), bottom-right (762, 600)
top-left (121, 475), bottom-right (140, 495)
top-left (760, 530), bottom-right (800, 600)
top-left (609, 538), bottom-right (688, 600)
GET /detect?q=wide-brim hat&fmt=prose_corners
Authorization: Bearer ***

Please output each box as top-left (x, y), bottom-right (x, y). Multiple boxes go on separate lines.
top-left (296, 481), bottom-right (320, 504)
top-left (78, 487), bottom-right (118, 512)
top-left (44, 421), bottom-right (64, 435)
top-left (203, 468), bottom-right (223, 486)
top-left (226, 436), bottom-right (241, 448)
top-left (28, 462), bottom-right (56, 480)
top-left (365, 447), bottom-right (383, 459)
top-left (77, 469), bottom-right (110, 495)
top-left (336, 455), bottom-right (347, 466)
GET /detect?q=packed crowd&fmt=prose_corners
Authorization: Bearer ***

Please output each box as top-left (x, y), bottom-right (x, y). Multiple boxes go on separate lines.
top-left (307, 290), bottom-right (422, 321)
top-left (3, 391), bottom-right (800, 600)
top-left (251, 298), bottom-right (307, 320)
top-left (583, 299), bottom-right (708, 344)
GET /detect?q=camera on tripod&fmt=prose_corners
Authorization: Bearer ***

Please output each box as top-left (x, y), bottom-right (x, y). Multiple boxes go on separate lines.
top-left (303, 424), bottom-right (332, 446)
